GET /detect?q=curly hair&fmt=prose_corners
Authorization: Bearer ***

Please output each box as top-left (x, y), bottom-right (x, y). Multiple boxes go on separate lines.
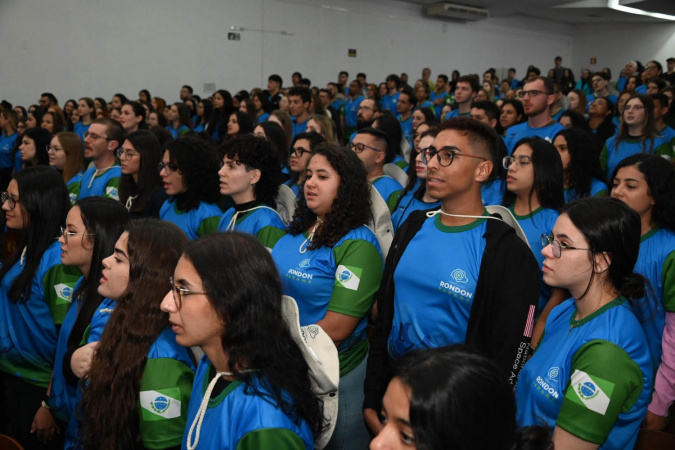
top-left (221, 134), bottom-right (281, 207)
top-left (79, 219), bottom-right (188, 449)
top-left (288, 143), bottom-right (372, 248)
top-left (555, 128), bottom-right (606, 200)
top-left (165, 135), bottom-right (221, 211)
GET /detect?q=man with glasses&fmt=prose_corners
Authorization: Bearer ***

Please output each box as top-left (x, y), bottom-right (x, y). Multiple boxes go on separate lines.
top-left (586, 72), bottom-right (617, 112)
top-left (351, 127), bottom-right (402, 205)
top-left (356, 99), bottom-right (381, 130)
top-left (363, 117), bottom-right (539, 434)
top-left (341, 80), bottom-right (364, 142)
top-left (504, 76), bottom-right (565, 154)
top-left (77, 118), bottom-right (124, 201)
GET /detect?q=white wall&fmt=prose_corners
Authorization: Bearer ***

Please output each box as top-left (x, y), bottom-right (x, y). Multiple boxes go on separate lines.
top-left (0, 0), bottom-right (575, 107)
top-left (571, 22), bottom-right (675, 77)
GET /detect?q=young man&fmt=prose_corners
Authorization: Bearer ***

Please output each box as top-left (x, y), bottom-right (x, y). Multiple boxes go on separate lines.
top-left (351, 127), bottom-right (402, 205)
top-left (78, 118), bottom-right (124, 200)
top-left (287, 87), bottom-right (311, 139)
top-left (381, 74), bottom-right (401, 113)
top-left (504, 76), bottom-right (565, 154)
top-left (363, 117), bottom-right (539, 433)
top-left (338, 71), bottom-right (349, 95)
top-left (267, 74), bottom-right (283, 111)
top-left (341, 80), bottom-right (364, 141)
top-left (39, 93), bottom-right (58, 111)
top-left (445, 75), bottom-right (479, 119)
top-left (356, 99), bottom-right (380, 130)
top-left (396, 88), bottom-right (416, 146)
top-left (587, 72), bottom-right (617, 111)
top-left (507, 68), bottom-right (520, 89)
top-left (179, 85), bottom-right (193, 101)
top-left (430, 75), bottom-right (449, 118)
top-left (470, 101), bottom-right (507, 206)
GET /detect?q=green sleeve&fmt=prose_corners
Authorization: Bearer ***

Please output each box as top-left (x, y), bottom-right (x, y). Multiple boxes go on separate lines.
top-left (556, 339), bottom-right (644, 444)
top-left (196, 215), bottom-right (221, 237)
top-left (662, 250), bottom-right (675, 312)
top-left (654, 138), bottom-right (674, 159)
top-left (104, 176), bottom-right (120, 201)
top-left (236, 428), bottom-right (306, 450)
top-left (599, 143), bottom-right (609, 173)
top-left (339, 103), bottom-right (345, 117)
top-left (387, 190), bottom-right (402, 213)
top-left (394, 159), bottom-right (408, 170)
top-left (328, 238), bottom-right (383, 318)
top-left (67, 181), bottom-right (81, 206)
top-left (138, 358), bottom-right (195, 449)
top-left (256, 225), bottom-right (286, 251)
top-left (593, 189), bottom-right (607, 197)
top-left (41, 264), bottom-right (82, 325)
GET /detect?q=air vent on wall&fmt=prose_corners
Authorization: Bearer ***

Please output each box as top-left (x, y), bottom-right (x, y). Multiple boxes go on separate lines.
top-left (425, 2), bottom-right (490, 22)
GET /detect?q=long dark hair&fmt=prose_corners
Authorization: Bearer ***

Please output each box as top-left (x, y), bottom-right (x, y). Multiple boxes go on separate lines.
top-left (373, 114), bottom-right (402, 164)
top-left (165, 136), bottom-right (221, 212)
top-left (22, 127), bottom-right (52, 166)
top-left (197, 99), bottom-right (213, 127)
top-left (288, 131), bottom-right (325, 185)
top-left (503, 137), bottom-right (564, 213)
top-left (119, 130), bottom-right (163, 213)
top-left (288, 144), bottom-right (372, 248)
top-left (183, 232), bottom-right (324, 436)
top-left (80, 219), bottom-right (188, 449)
top-left (555, 128), bottom-right (606, 200)
top-left (123, 101), bottom-right (148, 130)
top-left (394, 127), bottom-right (438, 211)
top-left (207, 89), bottom-right (235, 134)
top-left (66, 198), bottom-right (129, 363)
top-left (258, 120), bottom-right (289, 170)
top-left (0, 166), bottom-right (69, 302)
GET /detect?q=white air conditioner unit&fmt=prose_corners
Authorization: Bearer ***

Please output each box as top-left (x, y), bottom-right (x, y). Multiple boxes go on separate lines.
top-left (425, 2), bottom-right (490, 22)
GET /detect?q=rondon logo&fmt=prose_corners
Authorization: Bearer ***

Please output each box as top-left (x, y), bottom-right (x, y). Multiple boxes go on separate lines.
top-left (450, 268), bottom-right (469, 284)
top-left (547, 367), bottom-right (560, 381)
top-left (299, 259), bottom-right (310, 269)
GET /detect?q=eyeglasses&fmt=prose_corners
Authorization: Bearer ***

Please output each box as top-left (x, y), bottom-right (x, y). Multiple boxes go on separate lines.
top-left (517, 90), bottom-right (548, 99)
top-left (350, 142), bottom-right (383, 153)
top-left (541, 234), bottom-right (593, 258)
top-left (46, 145), bottom-right (64, 153)
top-left (158, 161), bottom-right (179, 175)
top-left (117, 148), bottom-right (138, 159)
top-left (357, 105), bottom-right (374, 112)
top-left (170, 276), bottom-right (206, 310)
top-left (645, 65), bottom-right (658, 71)
top-left (60, 226), bottom-right (94, 243)
top-left (502, 155), bottom-right (532, 169)
top-left (421, 146), bottom-right (487, 167)
top-left (291, 146), bottom-right (311, 157)
top-left (83, 131), bottom-right (110, 141)
top-left (1, 192), bottom-right (18, 209)
top-left (623, 105), bottom-right (645, 112)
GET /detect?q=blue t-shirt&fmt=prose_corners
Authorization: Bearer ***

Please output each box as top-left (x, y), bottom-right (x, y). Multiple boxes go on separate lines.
top-left (166, 125), bottom-right (190, 139)
top-left (0, 132), bottom-right (18, 169)
top-left (564, 178), bottom-right (607, 203)
top-left (388, 214), bottom-right (488, 359)
top-left (481, 179), bottom-right (505, 206)
top-left (77, 164), bottom-right (121, 201)
top-left (342, 96), bottom-right (363, 134)
top-left (183, 356), bottom-right (313, 450)
top-left (504, 121), bottom-right (566, 155)
top-left (159, 199), bottom-right (222, 241)
top-left (292, 116), bottom-right (308, 140)
top-left (218, 205), bottom-right (286, 250)
top-left (390, 190), bottom-right (440, 233)
top-left (372, 175), bottom-right (403, 206)
top-left (398, 114), bottom-right (414, 147)
top-left (586, 94), bottom-right (618, 113)
top-left (516, 298), bottom-right (652, 449)
top-left (430, 91), bottom-right (448, 118)
top-left (257, 112), bottom-right (270, 123)
top-left (600, 135), bottom-right (672, 180)
top-left (73, 122), bottom-right (90, 143)
top-left (381, 92), bottom-right (400, 112)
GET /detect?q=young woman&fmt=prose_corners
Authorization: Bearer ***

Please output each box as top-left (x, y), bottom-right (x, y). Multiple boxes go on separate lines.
top-left (110, 93), bottom-right (128, 110)
top-left (41, 111), bottom-right (65, 135)
top-left (610, 154), bottom-right (675, 431)
top-left (390, 130), bottom-right (440, 232)
top-left (31, 197), bottom-right (128, 445)
top-left (0, 166), bottom-right (81, 448)
top-left (166, 102), bottom-right (192, 139)
top-left (63, 100), bottom-right (77, 123)
top-left (307, 115), bottom-right (338, 144)
top-left (553, 128), bottom-right (607, 203)
top-left (372, 346), bottom-right (550, 450)
top-left (287, 131), bottom-right (325, 196)
top-left (516, 198), bottom-right (653, 449)
top-left (119, 101), bottom-right (147, 135)
top-left (613, 90), bottom-right (633, 128)
top-left (26, 109), bottom-right (44, 129)
top-left (159, 135), bottom-right (222, 240)
top-left (566, 89), bottom-right (587, 116)
top-left (270, 110), bottom-right (294, 146)
top-left (224, 111), bottom-right (254, 142)
top-left (207, 89), bottom-right (235, 141)
top-left (601, 94), bottom-right (671, 178)
top-left (0, 109), bottom-right (19, 190)
top-left (217, 135), bottom-right (285, 250)
top-left (575, 68), bottom-right (593, 96)
top-left (411, 108), bottom-right (435, 135)
top-left (161, 232), bottom-right (324, 449)
top-left (252, 91), bottom-right (270, 124)
top-left (254, 121), bottom-right (290, 177)
top-left (587, 97), bottom-right (616, 145)
top-left (498, 99), bottom-right (524, 137)
top-left (48, 131), bottom-right (84, 205)
top-left (138, 89), bottom-right (151, 104)
top-left (19, 126), bottom-right (51, 168)
top-left (119, 129), bottom-right (167, 218)
top-left (503, 137), bottom-right (565, 312)
top-left (78, 219), bottom-right (194, 449)
top-left (193, 99), bottom-right (212, 133)
top-left (272, 144), bottom-right (384, 450)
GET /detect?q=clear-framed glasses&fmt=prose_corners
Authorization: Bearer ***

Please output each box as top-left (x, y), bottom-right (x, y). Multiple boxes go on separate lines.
top-left (83, 131), bottom-right (110, 141)
top-left (117, 147), bottom-right (138, 159)
top-left (1, 191), bottom-right (18, 209)
top-left (291, 146), bottom-right (311, 157)
top-left (517, 90), bottom-right (547, 99)
top-left (46, 145), bottom-right (64, 153)
top-left (502, 155), bottom-right (532, 169)
top-left (349, 142), bottom-right (383, 153)
top-left (421, 146), bottom-right (487, 167)
top-left (541, 234), bottom-right (593, 259)
top-left (357, 105), bottom-right (373, 112)
top-left (170, 276), bottom-right (207, 310)
top-left (623, 105), bottom-right (645, 112)
top-left (60, 226), bottom-right (94, 244)
top-left (158, 161), bottom-right (179, 175)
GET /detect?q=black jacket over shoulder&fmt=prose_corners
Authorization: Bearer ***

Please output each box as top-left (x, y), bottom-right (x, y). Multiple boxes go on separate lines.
top-left (363, 208), bottom-right (540, 411)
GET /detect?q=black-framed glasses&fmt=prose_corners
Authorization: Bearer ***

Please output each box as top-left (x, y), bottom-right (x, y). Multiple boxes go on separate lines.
top-left (46, 145), bottom-right (64, 153)
top-left (291, 146), bottom-right (311, 157)
top-left (117, 148), bottom-right (138, 159)
top-left (170, 276), bottom-right (207, 310)
top-left (541, 234), bottom-right (593, 259)
top-left (502, 155), bottom-right (532, 169)
top-left (60, 226), bottom-right (94, 244)
top-left (421, 146), bottom-right (487, 167)
top-left (1, 192), bottom-right (18, 209)
top-left (158, 161), bottom-right (179, 175)
top-left (517, 90), bottom-right (548, 99)
top-left (350, 142), bottom-right (383, 153)
top-left (83, 131), bottom-right (110, 141)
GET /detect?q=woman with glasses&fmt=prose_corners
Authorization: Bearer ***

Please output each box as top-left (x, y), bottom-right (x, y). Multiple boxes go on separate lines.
top-left (118, 130), bottom-right (167, 219)
top-left (286, 131), bottom-right (325, 196)
top-left (77, 219), bottom-right (194, 449)
top-left (159, 136), bottom-right (222, 240)
top-left (600, 94), bottom-right (672, 179)
top-left (516, 198), bottom-right (653, 449)
top-left (272, 144), bottom-right (383, 450)
top-left (0, 167), bottom-right (82, 448)
top-left (31, 197), bottom-right (127, 447)
top-left (610, 154), bottom-right (675, 432)
top-left (552, 128), bottom-right (607, 203)
top-left (217, 135), bottom-right (286, 250)
top-left (502, 137), bottom-right (565, 314)
top-left (48, 131), bottom-right (84, 205)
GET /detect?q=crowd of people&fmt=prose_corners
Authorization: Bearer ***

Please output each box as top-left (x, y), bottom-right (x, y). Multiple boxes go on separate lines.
top-left (0, 55), bottom-right (674, 449)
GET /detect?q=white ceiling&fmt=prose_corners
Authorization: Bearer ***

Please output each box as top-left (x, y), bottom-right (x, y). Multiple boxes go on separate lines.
top-left (402, 0), bottom-right (675, 24)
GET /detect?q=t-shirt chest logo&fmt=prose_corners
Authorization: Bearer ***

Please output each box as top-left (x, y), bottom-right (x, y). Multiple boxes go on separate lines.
top-left (437, 268), bottom-right (473, 302)
top-left (286, 259), bottom-right (313, 283)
